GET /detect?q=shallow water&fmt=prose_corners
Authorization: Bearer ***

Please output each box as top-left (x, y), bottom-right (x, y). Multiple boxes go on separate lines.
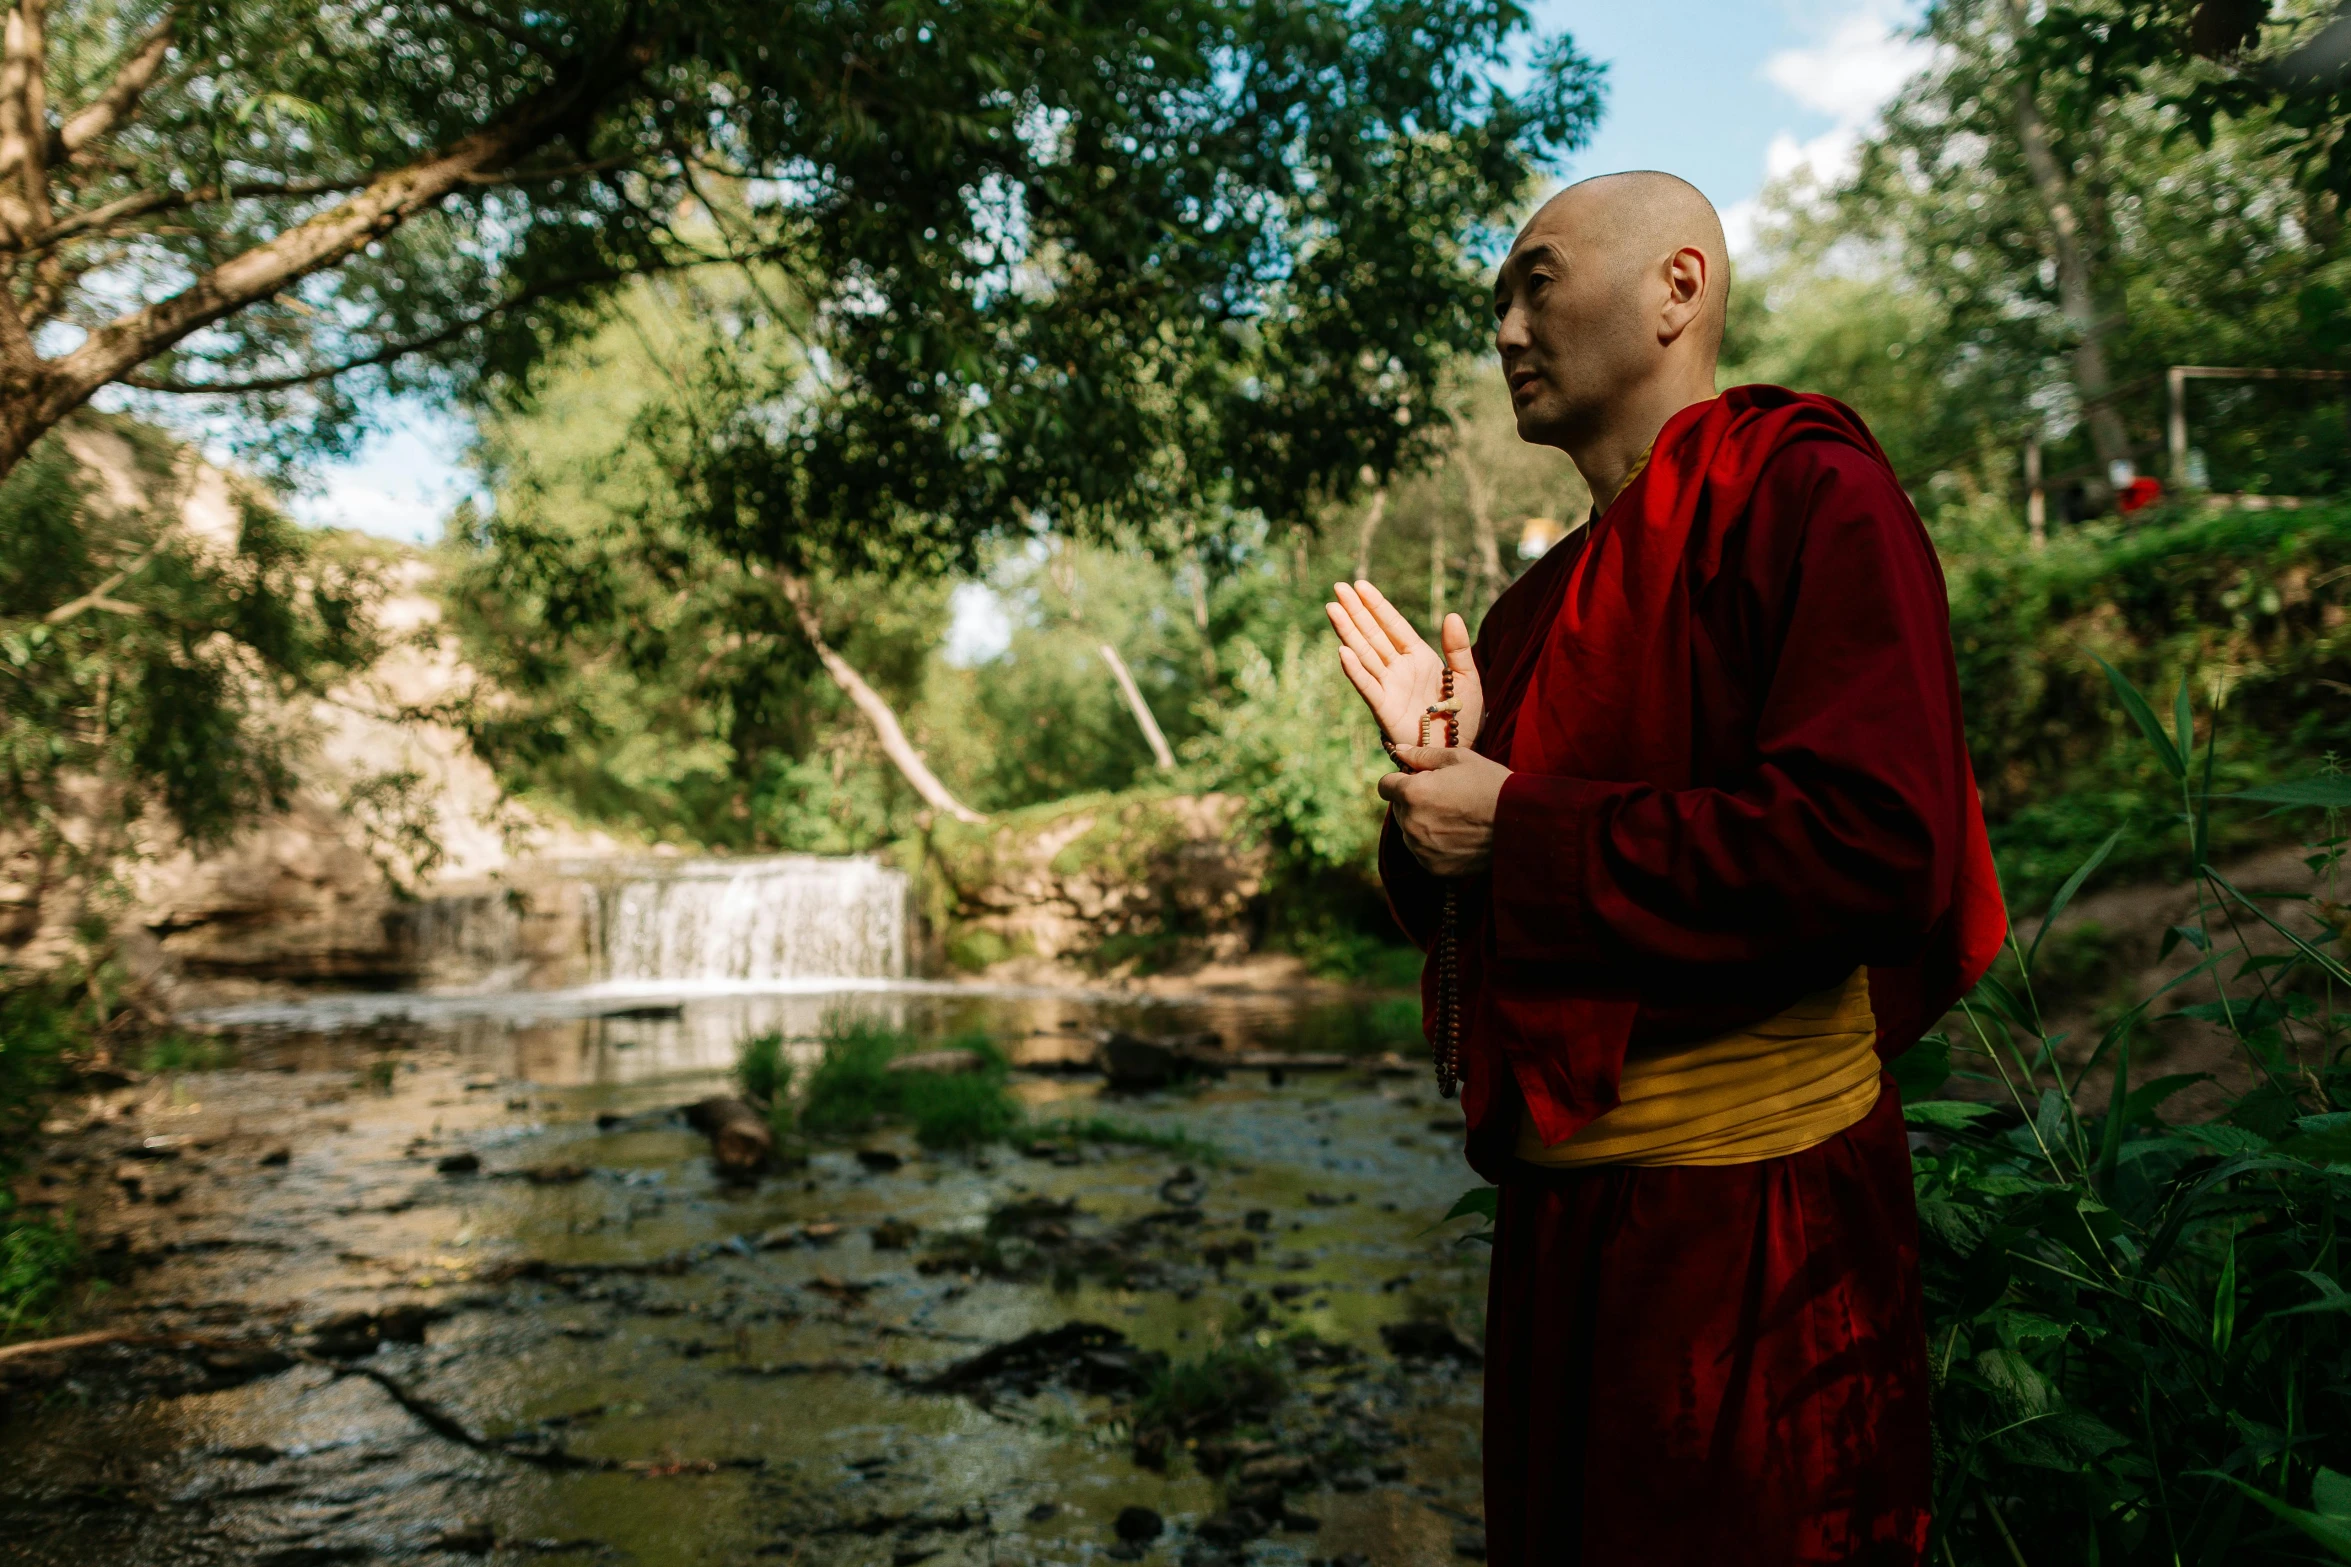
top-left (0, 983), bottom-right (1489, 1567)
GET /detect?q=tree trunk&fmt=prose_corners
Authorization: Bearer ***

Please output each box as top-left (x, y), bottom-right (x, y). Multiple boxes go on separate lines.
top-left (776, 571), bottom-right (985, 825)
top-left (2005, 0), bottom-right (2134, 489)
top-left (1353, 484), bottom-right (1388, 582)
top-left (1098, 642), bottom-right (1175, 769)
top-left (1451, 412), bottom-right (1504, 614)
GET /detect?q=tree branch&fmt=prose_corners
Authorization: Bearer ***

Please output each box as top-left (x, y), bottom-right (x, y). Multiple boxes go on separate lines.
top-left (0, 0), bottom-right (52, 247)
top-left (35, 176), bottom-right (372, 250)
top-left (775, 570), bottom-right (987, 824)
top-left (50, 9), bottom-right (174, 165)
top-left (115, 251), bottom-right (737, 394)
top-left (44, 534), bottom-right (163, 624)
top-left (34, 55), bottom-right (639, 432)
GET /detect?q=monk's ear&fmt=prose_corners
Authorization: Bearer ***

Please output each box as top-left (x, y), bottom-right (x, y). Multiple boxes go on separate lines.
top-left (1657, 245), bottom-right (1709, 345)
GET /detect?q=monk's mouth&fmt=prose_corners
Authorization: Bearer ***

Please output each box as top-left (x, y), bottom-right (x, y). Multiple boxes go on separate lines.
top-left (1508, 371), bottom-right (1541, 402)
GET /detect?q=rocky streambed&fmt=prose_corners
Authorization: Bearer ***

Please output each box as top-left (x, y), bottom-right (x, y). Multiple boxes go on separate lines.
top-left (0, 987), bottom-right (1491, 1567)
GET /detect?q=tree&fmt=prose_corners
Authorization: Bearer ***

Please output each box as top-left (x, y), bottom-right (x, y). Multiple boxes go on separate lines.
top-left (0, 0), bottom-right (1603, 501)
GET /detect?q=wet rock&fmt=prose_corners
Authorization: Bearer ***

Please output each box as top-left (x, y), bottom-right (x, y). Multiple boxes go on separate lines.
top-left (128, 1135), bottom-right (189, 1159)
top-left (1270, 1283), bottom-right (1309, 1302)
top-left (1158, 1167), bottom-right (1206, 1207)
top-left (1380, 1317), bottom-right (1484, 1365)
top-left (197, 1346), bottom-right (295, 1388)
top-left (522, 1162), bottom-right (590, 1185)
top-left (1237, 1454), bottom-right (1316, 1487)
top-left (307, 1303), bottom-right (446, 1358)
top-left (602, 1003), bottom-right (684, 1021)
top-left (1280, 1509), bottom-right (1321, 1533)
top-left (257, 1145), bottom-right (291, 1167)
top-left (1242, 1209), bottom-right (1272, 1232)
top-left (1454, 1527), bottom-right (1488, 1558)
top-left (922, 1321), bottom-right (1165, 1398)
top-left (855, 1148), bottom-right (905, 1173)
top-left (1107, 1547), bottom-right (1147, 1564)
top-left (1201, 1237), bottom-right (1257, 1269)
top-left (1026, 1502), bottom-right (1059, 1523)
top-left (1018, 1139), bottom-right (1065, 1159)
top-left (1313, 1556), bottom-right (1374, 1567)
top-left (1115, 1505), bottom-right (1165, 1542)
top-left (434, 1522), bottom-right (498, 1553)
top-left (1372, 1459), bottom-right (1407, 1481)
top-left (1304, 1191), bottom-right (1354, 1207)
top-left (1050, 1147), bottom-right (1085, 1167)
top-left (685, 1097), bottom-right (775, 1178)
top-left (1196, 1507), bottom-right (1268, 1545)
top-left (871, 1218), bottom-right (919, 1250)
top-left (891, 1551), bottom-right (939, 1566)
top-left (886, 1049), bottom-right (985, 1076)
top-left (754, 1224), bottom-right (802, 1251)
top-left (801, 1221), bottom-right (843, 1245)
top-left (1100, 1033), bottom-right (1180, 1092)
top-left (436, 1151), bottom-right (482, 1175)
top-left (1229, 1481), bottom-right (1286, 1516)
top-left (803, 1275), bottom-right (878, 1306)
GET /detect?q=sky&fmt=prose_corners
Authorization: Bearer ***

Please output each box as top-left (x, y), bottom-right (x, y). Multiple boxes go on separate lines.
top-left (286, 0), bottom-right (1928, 549)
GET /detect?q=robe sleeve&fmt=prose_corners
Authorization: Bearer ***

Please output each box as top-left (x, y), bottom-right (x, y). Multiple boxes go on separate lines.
top-left (1485, 443), bottom-right (1967, 969)
top-left (1379, 810), bottom-right (1442, 951)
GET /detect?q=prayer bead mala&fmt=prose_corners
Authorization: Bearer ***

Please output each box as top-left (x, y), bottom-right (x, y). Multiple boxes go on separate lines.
top-left (1420, 670), bottom-right (1464, 1100)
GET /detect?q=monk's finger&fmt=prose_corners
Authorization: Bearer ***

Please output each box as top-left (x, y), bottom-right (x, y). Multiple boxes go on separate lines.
top-left (1353, 580), bottom-right (1427, 656)
top-left (1375, 770), bottom-right (1414, 803)
top-left (1335, 646), bottom-right (1387, 713)
top-left (1331, 583), bottom-right (1396, 669)
top-left (1441, 612), bottom-right (1476, 675)
top-left (1389, 744), bottom-right (1449, 772)
top-left (1325, 596), bottom-right (1389, 674)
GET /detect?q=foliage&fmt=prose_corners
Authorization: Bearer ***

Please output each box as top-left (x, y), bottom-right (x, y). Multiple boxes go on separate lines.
top-left (1903, 667), bottom-right (2351, 1564)
top-left (1132, 1341), bottom-right (1290, 1438)
top-left (0, 426), bottom-right (381, 889)
top-left (1944, 500), bottom-right (2351, 904)
top-left (796, 1015), bottom-right (1018, 1150)
top-left (734, 1029), bottom-right (792, 1140)
top-left (0, 1203), bottom-right (79, 1336)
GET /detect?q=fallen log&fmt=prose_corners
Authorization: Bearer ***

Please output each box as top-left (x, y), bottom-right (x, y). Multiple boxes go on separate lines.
top-left (683, 1096), bottom-right (774, 1178)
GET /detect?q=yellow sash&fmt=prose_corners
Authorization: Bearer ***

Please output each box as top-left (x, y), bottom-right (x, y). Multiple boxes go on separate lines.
top-left (1515, 968), bottom-right (1881, 1169)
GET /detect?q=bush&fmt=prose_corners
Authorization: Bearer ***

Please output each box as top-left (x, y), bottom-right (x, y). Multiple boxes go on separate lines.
top-left (797, 1016), bottom-right (1020, 1149)
top-left (1905, 667), bottom-right (2351, 1563)
top-left (734, 1030), bottom-right (792, 1108)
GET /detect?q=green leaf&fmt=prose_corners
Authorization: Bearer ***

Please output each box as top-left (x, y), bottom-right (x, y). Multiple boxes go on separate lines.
top-left (2172, 678), bottom-right (2194, 761)
top-left (2025, 826), bottom-right (2123, 979)
top-left (2216, 1477), bottom-right (2351, 1561)
top-left (2213, 1234), bottom-right (2239, 1356)
top-left (2230, 778), bottom-right (2351, 809)
top-left (1442, 1187), bottom-right (1498, 1224)
top-left (1887, 1032), bottom-right (1951, 1103)
top-left (2094, 653), bottom-right (2185, 779)
top-left (2268, 1271), bottom-right (2351, 1319)
top-left (1903, 1100), bottom-right (2001, 1130)
top-left (2271, 1121), bottom-right (2351, 1165)
top-left (2315, 1468), bottom-right (2351, 1518)
top-left (2114, 1073), bottom-right (2209, 1128)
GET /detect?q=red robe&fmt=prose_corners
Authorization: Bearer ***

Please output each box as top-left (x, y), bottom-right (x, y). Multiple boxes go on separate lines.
top-left (1380, 386), bottom-right (2005, 1566)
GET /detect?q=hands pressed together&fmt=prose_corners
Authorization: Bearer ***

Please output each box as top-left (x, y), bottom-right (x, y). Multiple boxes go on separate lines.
top-left (1321, 580), bottom-right (1511, 878)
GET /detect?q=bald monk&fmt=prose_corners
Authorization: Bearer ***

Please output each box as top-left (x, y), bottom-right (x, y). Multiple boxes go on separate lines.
top-left (1324, 172), bottom-right (2005, 1565)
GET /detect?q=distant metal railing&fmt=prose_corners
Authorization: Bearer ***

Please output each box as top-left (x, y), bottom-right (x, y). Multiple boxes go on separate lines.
top-left (2166, 364), bottom-right (2351, 504)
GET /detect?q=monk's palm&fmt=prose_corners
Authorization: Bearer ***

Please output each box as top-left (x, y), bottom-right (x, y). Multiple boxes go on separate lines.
top-left (1322, 581), bottom-right (1484, 752)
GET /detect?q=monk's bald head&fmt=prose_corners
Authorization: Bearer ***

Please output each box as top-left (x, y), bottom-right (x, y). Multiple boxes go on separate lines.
top-left (1522, 172), bottom-right (1729, 354)
top-left (1493, 171), bottom-right (1729, 457)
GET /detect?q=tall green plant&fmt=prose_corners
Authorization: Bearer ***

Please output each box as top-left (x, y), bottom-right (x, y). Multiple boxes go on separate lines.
top-left (1912, 663), bottom-right (2351, 1564)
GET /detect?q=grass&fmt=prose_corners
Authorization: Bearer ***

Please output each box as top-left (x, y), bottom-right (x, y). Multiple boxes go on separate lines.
top-left (0, 1201), bottom-right (79, 1334)
top-left (733, 1029), bottom-right (794, 1138)
top-left (759, 1016), bottom-right (1226, 1157)
top-left (140, 1032), bottom-right (233, 1073)
top-left (1132, 1341), bottom-right (1288, 1436)
top-left (1027, 1114), bottom-right (1224, 1163)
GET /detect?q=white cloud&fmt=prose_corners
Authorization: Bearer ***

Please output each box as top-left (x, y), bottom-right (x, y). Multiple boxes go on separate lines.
top-left (1732, 0), bottom-right (1930, 244)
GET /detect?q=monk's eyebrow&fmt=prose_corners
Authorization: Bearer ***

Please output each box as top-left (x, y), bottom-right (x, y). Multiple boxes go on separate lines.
top-left (1496, 240), bottom-right (1567, 298)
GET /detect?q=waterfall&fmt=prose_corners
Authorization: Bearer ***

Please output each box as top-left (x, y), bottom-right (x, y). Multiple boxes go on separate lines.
top-left (595, 855), bottom-right (909, 984)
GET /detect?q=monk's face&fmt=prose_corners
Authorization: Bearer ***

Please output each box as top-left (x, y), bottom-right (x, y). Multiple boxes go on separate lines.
top-left (1493, 197), bottom-right (1651, 448)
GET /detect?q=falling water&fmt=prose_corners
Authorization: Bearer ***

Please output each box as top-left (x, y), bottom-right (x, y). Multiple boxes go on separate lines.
top-left (595, 854), bottom-right (910, 984)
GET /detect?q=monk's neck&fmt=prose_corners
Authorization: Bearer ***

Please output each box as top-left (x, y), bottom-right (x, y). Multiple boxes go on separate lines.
top-left (1571, 382), bottom-right (1719, 511)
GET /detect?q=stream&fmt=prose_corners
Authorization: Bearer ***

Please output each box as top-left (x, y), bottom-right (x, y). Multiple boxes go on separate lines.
top-left (0, 983), bottom-right (1490, 1567)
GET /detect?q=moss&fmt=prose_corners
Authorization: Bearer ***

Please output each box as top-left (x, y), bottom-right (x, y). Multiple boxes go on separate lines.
top-left (1133, 1342), bottom-right (1288, 1437)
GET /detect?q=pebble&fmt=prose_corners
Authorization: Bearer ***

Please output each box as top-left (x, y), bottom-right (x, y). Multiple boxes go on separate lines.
top-left (436, 1151), bottom-right (481, 1175)
top-left (1114, 1505), bottom-right (1164, 1542)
